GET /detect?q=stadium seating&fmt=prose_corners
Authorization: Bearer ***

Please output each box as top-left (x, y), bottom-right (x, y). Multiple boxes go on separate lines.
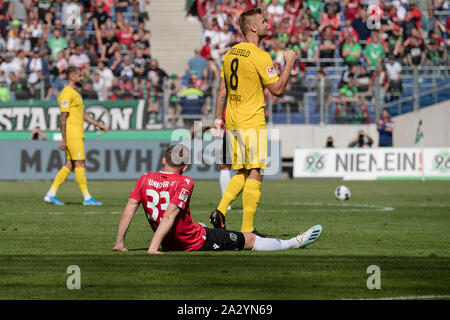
top-left (0, 1), bottom-right (448, 129)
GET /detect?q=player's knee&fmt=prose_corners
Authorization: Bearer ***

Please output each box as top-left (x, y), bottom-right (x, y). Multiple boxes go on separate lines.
top-left (73, 160), bottom-right (86, 168)
top-left (64, 161), bottom-right (74, 171)
top-left (247, 168), bottom-right (263, 182)
top-left (243, 232), bottom-right (256, 250)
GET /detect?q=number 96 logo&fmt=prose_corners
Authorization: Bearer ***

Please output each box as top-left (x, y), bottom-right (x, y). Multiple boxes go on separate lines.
top-left (304, 152), bottom-right (326, 173)
top-left (433, 152), bottom-right (450, 172)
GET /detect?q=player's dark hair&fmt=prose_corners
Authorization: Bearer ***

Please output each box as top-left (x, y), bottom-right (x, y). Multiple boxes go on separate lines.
top-left (66, 66), bottom-right (79, 78)
top-left (165, 144), bottom-right (190, 169)
top-left (239, 7), bottom-right (262, 35)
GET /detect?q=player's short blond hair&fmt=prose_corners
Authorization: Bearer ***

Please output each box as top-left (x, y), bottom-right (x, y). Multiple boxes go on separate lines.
top-left (238, 8), bottom-right (262, 36)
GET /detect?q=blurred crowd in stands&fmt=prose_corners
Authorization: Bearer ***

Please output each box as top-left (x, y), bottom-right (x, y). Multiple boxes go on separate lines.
top-left (0, 0), bottom-right (160, 107)
top-left (184, 0), bottom-right (449, 124)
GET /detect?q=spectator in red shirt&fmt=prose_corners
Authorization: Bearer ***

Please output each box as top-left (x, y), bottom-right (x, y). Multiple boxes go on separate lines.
top-left (410, 3), bottom-right (421, 29)
top-left (96, 0), bottom-right (113, 15)
top-left (319, 6), bottom-right (340, 33)
top-left (116, 19), bottom-right (135, 50)
top-left (343, 0), bottom-right (361, 22)
top-left (200, 36), bottom-right (211, 59)
top-left (118, 75), bottom-right (134, 100)
top-left (197, 0), bottom-right (208, 21)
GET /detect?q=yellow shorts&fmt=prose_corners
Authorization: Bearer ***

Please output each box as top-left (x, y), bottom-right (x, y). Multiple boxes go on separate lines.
top-left (225, 128), bottom-right (268, 171)
top-left (65, 138), bottom-right (85, 161)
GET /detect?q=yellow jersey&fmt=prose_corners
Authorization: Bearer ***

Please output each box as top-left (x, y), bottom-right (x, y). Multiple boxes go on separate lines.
top-left (58, 86), bottom-right (84, 140)
top-left (221, 42), bottom-right (279, 130)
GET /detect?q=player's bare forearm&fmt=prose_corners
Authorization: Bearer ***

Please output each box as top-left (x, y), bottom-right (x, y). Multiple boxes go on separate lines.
top-left (266, 49), bottom-right (296, 97)
top-left (279, 58), bottom-right (295, 89)
top-left (148, 204), bottom-right (180, 254)
top-left (60, 112), bottom-right (68, 140)
top-left (113, 198), bottom-right (140, 251)
top-left (214, 77), bottom-right (227, 120)
top-left (59, 112), bottom-right (68, 150)
top-left (267, 61), bottom-right (295, 96)
top-left (84, 112), bottom-right (109, 133)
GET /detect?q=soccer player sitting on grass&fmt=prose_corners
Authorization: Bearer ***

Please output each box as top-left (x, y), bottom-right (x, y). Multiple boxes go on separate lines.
top-left (113, 145), bottom-right (323, 254)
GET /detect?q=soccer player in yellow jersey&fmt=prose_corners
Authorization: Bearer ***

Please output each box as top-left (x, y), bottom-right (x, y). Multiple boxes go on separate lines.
top-left (44, 66), bottom-right (108, 205)
top-left (210, 8), bottom-right (297, 235)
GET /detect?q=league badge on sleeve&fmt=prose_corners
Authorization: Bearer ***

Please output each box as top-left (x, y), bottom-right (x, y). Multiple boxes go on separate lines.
top-left (266, 66), bottom-right (277, 77)
top-left (61, 100), bottom-right (69, 110)
top-left (178, 188), bottom-right (190, 202)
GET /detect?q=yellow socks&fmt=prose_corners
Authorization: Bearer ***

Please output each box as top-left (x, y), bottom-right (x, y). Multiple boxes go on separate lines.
top-left (49, 166), bottom-right (71, 194)
top-left (74, 167), bottom-right (90, 199)
top-left (217, 171), bottom-right (246, 215)
top-left (241, 178), bottom-right (262, 233)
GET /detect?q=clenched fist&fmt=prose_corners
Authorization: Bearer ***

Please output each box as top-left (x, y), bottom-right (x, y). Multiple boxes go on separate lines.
top-left (284, 49), bottom-right (297, 64)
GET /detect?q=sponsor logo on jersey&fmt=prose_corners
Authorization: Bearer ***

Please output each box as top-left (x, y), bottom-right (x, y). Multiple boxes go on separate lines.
top-left (266, 66), bottom-right (277, 77)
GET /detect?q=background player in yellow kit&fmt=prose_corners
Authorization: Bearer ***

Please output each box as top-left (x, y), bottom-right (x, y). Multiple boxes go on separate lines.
top-left (210, 8), bottom-right (297, 235)
top-left (44, 66), bottom-right (108, 205)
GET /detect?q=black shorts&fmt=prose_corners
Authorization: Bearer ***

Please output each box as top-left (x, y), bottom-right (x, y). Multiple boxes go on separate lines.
top-left (198, 227), bottom-right (245, 251)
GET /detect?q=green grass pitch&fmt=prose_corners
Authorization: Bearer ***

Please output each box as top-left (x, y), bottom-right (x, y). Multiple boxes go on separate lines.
top-left (0, 179), bottom-right (449, 300)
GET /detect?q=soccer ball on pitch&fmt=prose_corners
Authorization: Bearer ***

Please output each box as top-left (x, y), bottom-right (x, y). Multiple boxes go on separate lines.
top-left (335, 186), bottom-right (351, 201)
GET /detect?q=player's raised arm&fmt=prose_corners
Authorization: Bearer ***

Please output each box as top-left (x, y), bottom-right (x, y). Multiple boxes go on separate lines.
top-left (265, 49), bottom-right (297, 97)
top-left (147, 203), bottom-right (181, 254)
top-left (113, 197), bottom-right (140, 252)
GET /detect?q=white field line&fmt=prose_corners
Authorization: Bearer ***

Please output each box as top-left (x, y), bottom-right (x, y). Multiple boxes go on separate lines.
top-left (283, 202), bottom-right (395, 212)
top-left (2, 211), bottom-right (122, 215)
top-left (1, 202), bottom-right (393, 215)
top-left (343, 295), bottom-right (450, 300)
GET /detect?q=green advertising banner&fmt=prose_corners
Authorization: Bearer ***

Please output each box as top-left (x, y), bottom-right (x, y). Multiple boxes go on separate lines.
top-left (0, 100), bottom-right (146, 132)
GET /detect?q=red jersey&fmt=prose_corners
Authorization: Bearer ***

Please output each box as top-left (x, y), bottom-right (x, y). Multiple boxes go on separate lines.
top-left (345, 0), bottom-right (361, 21)
top-left (129, 171), bottom-right (206, 251)
top-left (116, 28), bottom-right (134, 47)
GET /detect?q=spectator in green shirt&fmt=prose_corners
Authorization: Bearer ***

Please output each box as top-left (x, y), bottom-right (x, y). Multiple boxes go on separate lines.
top-left (306, 0), bottom-right (323, 23)
top-left (364, 31), bottom-right (386, 67)
top-left (299, 32), bottom-right (319, 67)
top-left (0, 81), bottom-right (11, 101)
top-left (342, 33), bottom-right (362, 66)
top-left (333, 79), bottom-right (359, 123)
top-left (47, 29), bottom-right (67, 61)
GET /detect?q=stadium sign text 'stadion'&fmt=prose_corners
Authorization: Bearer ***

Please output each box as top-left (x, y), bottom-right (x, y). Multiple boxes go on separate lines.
top-left (0, 100), bottom-right (146, 131)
